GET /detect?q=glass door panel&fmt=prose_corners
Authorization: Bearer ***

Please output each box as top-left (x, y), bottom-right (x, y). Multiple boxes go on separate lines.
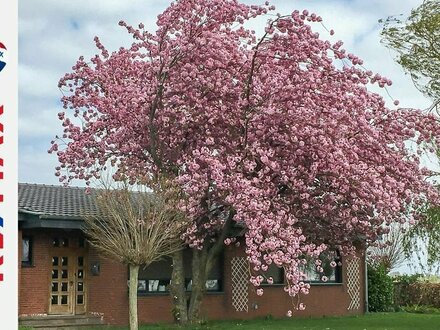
top-left (49, 254), bottom-right (73, 314)
top-left (74, 254), bottom-right (86, 314)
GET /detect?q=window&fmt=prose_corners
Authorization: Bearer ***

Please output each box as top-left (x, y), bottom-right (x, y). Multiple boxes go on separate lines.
top-left (52, 237), bottom-right (69, 248)
top-left (22, 237), bottom-right (33, 266)
top-left (146, 279), bottom-right (171, 293)
top-left (185, 278), bottom-right (222, 292)
top-left (137, 258), bottom-right (172, 294)
top-left (261, 264), bottom-right (284, 285)
top-left (78, 237), bottom-right (85, 248)
top-left (301, 251), bottom-right (342, 284)
top-left (137, 249), bottom-right (224, 294)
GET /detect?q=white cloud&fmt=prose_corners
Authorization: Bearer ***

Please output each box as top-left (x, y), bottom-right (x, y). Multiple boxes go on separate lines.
top-left (19, 64), bottom-right (61, 99)
top-left (19, 105), bottom-right (61, 138)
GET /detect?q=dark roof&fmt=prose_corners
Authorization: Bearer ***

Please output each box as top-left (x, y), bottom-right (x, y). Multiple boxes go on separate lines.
top-left (18, 183), bottom-right (97, 220)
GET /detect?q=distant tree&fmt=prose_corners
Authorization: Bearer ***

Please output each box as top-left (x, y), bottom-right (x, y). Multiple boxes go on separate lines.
top-left (402, 206), bottom-right (440, 273)
top-left (84, 180), bottom-right (186, 330)
top-left (367, 224), bottom-right (407, 273)
top-left (381, 0), bottom-right (440, 271)
top-left (380, 0), bottom-right (440, 105)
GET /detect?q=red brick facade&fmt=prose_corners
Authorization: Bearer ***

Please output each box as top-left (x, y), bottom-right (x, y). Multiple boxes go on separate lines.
top-left (18, 228), bottom-right (365, 326)
top-left (19, 229), bottom-right (52, 315)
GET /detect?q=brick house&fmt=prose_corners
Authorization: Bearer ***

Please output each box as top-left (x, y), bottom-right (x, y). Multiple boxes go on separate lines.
top-left (18, 183), bottom-right (366, 327)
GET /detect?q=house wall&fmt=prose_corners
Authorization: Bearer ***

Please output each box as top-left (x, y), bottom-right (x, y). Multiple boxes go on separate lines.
top-left (18, 229), bottom-right (21, 306)
top-left (18, 229), bottom-right (365, 325)
top-left (19, 228), bottom-right (52, 315)
top-left (82, 243), bottom-right (366, 325)
top-left (87, 247), bottom-right (129, 324)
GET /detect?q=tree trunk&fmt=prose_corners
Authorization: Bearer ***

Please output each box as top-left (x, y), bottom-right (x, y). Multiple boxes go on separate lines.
top-left (188, 249), bottom-right (208, 322)
top-left (170, 249), bottom-right (188, 323)
top-left (188, 212), bottom-right (235, 322)
top-left (171, 211), bottom-right (235, 323)
top-left (128, 264), bottom-right (139, 330)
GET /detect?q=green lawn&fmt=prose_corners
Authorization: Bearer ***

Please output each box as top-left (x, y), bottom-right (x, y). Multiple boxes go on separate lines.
top-left (143, 313), bottom-right (440, 330)
top-left (19, 312), bottom-right (440, 330)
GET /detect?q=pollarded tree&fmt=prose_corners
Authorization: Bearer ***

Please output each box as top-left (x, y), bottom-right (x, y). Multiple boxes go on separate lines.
top-left (84, 180), bottom-right (186, 330)
top-left (51, 0), bottom-right (440, 321)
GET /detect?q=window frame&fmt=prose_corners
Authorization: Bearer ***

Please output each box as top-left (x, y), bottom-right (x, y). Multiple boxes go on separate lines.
top-left (260, 265), bottom-right (285, 286)
top-left (303, 251), bottom-right (343, 286)
top-left (137, 278), bottom-right (225, 296)
top-left (21, 236), bottom-right (33, 267)
top-left (136, 252), bottom-right (225, 296)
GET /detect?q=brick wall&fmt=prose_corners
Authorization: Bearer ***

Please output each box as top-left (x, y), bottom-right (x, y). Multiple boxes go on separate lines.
top-left (18, 230), bottom-right (365, 325)
top-left (132, 244), bottom-right (365, 325)
top-left (87, 249), bottom-right (129, 325)
top-left (19, 229), bottom-right (52, 316)
top-left (18, 229), bottom-right (21, 306)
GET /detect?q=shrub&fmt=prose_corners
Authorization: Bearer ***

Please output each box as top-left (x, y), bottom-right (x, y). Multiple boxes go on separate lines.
top-left (402, 305), bottom-right (440, 314)
top-left (409, 283), bottom-right (440, 307)
top-left (393, 273), bottom-right (421, 285)
top-left (368, 265), bottom-right (394, 312)
top-left (393, 273), bottom-right (421, 306)
top-left (394, 274), bottom-right (440, 308)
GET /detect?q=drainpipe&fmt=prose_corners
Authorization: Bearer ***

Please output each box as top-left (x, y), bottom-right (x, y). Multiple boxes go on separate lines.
top-left (364, 252), bottom-right (369, 313)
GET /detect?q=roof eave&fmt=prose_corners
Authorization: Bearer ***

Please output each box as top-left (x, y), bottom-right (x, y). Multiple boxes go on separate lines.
top-left (18, 210), bottom-right (85, 230)
top-left (19, 218), bottom-right (85, 230)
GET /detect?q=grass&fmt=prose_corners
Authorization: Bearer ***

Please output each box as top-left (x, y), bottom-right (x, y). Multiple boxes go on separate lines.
top-left (19, 312), bottom-right (440, 330)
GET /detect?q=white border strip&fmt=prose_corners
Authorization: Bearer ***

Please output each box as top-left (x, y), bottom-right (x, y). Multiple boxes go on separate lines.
top-left (0, 0), bottom-right (18, 328)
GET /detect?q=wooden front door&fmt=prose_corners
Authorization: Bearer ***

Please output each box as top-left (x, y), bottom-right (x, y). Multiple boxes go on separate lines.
top-left (49, 237), bottom-right (87, 315)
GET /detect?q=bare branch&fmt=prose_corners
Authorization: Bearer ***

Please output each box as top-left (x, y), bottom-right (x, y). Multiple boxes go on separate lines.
top-left (84, 178), bottom-right (187, 267)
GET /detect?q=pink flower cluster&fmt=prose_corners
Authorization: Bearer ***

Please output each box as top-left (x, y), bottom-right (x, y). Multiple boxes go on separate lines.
top-left (50, 0), bottom-right (440, 311)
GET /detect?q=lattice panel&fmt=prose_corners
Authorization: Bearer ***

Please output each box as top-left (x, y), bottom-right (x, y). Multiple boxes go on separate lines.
top-left (346, 258), bottom-right (361, 310)
top-left (231, 257), bottom-right (249, 312)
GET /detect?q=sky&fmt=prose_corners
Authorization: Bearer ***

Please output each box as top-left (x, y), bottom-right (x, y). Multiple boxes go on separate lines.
top-left (18, 1), bottom-right (432, 273)
top-left (18, 0), bottom-right (429, 185)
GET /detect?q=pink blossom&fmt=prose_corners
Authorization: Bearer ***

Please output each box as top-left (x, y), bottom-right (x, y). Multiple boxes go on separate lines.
top-left (51, 0), bottom-right (440, 315)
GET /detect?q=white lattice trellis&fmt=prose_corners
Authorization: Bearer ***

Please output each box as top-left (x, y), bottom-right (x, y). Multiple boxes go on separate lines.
top-left (231, 257), bottom-right (249, 312)
top-left (346, 258), bottom-right (361, 310)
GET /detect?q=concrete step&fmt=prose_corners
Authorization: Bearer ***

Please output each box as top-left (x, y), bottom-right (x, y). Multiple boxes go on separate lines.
top-left (19, 314), bottom-right (105, 329)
